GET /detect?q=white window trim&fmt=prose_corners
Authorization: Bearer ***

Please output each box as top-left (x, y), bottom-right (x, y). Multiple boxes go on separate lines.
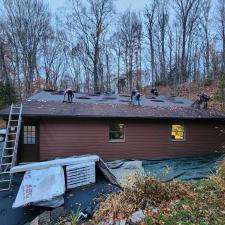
top-left (24, 125), bottom-right (36, 145)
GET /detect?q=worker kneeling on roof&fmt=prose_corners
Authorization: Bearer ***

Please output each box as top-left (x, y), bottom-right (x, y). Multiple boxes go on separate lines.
top-left (64, 88), bottom-right (74, 103)
top-left (199, 93), bottom-right (210, 109)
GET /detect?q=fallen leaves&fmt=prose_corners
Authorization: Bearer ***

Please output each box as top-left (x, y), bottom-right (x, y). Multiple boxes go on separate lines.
top-left (181, 204), bottom-right (192, 211)
top-left (93, 173), bottom-right (225, 225)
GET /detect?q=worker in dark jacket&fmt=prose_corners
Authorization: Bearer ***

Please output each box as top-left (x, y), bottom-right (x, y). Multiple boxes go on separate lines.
top-left (131, 89), bottom-right (137, 102)
top-left (64, 88), bottom-right (74, 103)
top-left (136, 92), bottom-right (141, 106)
top-left (191, 93), bottom-right (210, 109)
top-left (151, 88), bottom-right (159, 96)
top-left (200, 93), bottom-right (210, 109)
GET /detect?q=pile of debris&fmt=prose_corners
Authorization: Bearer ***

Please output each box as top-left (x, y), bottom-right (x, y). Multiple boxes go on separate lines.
top-left (11, 155), bottom-right (119, 209)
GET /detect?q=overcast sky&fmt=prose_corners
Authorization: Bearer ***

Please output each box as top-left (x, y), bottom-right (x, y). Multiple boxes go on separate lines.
top-left (48, 0), bottom-right (147, 12)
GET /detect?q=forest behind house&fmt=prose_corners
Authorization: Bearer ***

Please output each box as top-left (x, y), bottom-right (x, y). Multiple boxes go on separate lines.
top-left (1, 0), bottom-right (225, 108)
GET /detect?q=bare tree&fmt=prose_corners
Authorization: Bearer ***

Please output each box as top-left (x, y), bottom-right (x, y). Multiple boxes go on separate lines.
top-left (111, 31), bottom-right (122, 93)
top-left (218, 0), bottom-right (225, 69)
top-left (66, 0), bottom-right (114, 93)
top-left (174, 0), bottom-right (202, 82)
top-left (156, 0), bottom-right (169, 83)
top-left (1, 0), bottom-right (51, 97)
top-left (145, 0), bottom-right (157, 84)
top-left (201, 0), bottom-right (211, 79)
top-left (42, 31), bottom-right (67, 90)
top-left (119, 10), bottom-right (142, 90)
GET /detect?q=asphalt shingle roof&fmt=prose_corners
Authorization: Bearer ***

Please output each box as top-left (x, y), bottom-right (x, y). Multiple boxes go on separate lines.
top-left (0, 91), bottom-right (225, 119)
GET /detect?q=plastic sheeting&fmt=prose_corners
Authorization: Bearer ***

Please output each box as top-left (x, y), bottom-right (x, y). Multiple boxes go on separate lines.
top-left (13, 166), bottom-right (65, 208)
top-left (142, 154), bottom-right (224, 181)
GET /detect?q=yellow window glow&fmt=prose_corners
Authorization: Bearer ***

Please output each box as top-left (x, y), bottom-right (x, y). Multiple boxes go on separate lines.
top-left (171, 125), bottom-right (185, 141)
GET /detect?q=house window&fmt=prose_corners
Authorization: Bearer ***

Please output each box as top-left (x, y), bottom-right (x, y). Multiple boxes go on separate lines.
top-left (171, 125), bottom-right (185, 141)
top-left (109, 123), bottom-right (125, 142)
top-left (24, 126), bottom-right (36, 144)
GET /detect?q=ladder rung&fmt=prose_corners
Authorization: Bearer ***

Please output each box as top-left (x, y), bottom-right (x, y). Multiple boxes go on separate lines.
top-left (0, 188), bottom-right (10, 191)
top-left (0, 180), bottom-right (10, 183)
top-left (3, 155), bottom-right (13, 158)
top-left (0, 104), bottom-right (22, 192)
top-left (1, 163), bottom-right (12, 166)
top-left (0, 171), bottom-right (11, 174)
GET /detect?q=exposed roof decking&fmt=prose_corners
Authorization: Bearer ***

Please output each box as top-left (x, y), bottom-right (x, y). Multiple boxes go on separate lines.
top-left (0, 91), bottom-right (225, 119)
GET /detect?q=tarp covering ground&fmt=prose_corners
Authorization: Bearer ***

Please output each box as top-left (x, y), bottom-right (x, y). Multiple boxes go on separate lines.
top-left (142, 154), bottom-right (224, 181)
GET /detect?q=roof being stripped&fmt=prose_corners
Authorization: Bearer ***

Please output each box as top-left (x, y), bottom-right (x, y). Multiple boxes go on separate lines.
top-left (0, 91), bottom-right (225, 119)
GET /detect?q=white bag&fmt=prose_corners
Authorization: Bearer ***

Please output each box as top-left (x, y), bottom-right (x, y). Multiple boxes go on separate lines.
top-left (13, 166), bottom-right (65, 208)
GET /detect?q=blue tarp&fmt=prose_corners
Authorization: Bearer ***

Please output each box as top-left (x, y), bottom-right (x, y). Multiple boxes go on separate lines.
top-left (142, 154), bottom-right (224, 181)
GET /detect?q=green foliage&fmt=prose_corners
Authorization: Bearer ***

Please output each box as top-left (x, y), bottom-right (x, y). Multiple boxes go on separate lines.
top-left (154, 80), bottom-right (167, 87)
top-left (214, 70), bottom-right (225, 104)
top-left (70, 207), bottom-right (81, 225)
top-left (154, 80), bottom-right (165, 87)
top-left (203, 79), bottom-right (214, 87)
top-left (0, 79), bottom-right (17, 107)
top-left (136, 84), bottom-right (142, 92)
top-left (139, 177), bottom-right (225, 225)
top-left (217, 159), bottom-right (225, 181)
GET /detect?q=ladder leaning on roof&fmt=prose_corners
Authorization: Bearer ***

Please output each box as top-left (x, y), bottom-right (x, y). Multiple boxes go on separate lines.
top-left (0, 104), bottom-right (23, 191)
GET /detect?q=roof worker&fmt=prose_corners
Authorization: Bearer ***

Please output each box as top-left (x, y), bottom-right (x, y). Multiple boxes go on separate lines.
top-left (64, 88), bottom-right (74, 103)
top-left (130, 89), bottom-right (137, 103)
top-left (151, 88), bottom-right (159, 96)
top-left (191, 93), bottom-right (210, 109)
top-left (199, 93), bottom-right (210, 109)
top-left (136, 91), bottom-right (141, 106)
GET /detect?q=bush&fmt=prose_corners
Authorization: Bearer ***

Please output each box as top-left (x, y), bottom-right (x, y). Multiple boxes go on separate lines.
top-left (93, 175), bottom-right (189, 223)
top-left (127, 175), bottom-right (188, 208)
top-left (0, 79), bottom-right (17, 107)
top-left (217, 158), bottom-right (225, 181)
top-left (154, 80), bottom-right (167, 87)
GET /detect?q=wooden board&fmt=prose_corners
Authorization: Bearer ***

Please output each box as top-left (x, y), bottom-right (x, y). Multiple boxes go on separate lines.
top-left (11, 155), bottom-right (99, 173)
top-left (97, 158), bottom-right (121, 187)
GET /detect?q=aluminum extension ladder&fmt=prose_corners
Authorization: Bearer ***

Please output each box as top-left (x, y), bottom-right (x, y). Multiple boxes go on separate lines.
top-left (0, 104), bottom-right (23, 191)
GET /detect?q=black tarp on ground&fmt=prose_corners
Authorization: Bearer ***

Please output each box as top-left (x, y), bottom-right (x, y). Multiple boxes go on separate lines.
top-left (0, 172), bottom-right (120, 225)
top-left (142, 154), bottom-right (224, 181)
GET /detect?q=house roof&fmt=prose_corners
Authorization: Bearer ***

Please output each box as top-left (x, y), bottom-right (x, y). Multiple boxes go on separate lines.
top-left (0, 91), bottom-right (225, 120)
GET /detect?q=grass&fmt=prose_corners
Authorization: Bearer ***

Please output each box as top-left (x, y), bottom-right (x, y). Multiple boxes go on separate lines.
top-left (51, 207), bottom-right (81, 225)
top-left (70, 207), bottom-right (81, 225)
top-left (141, 177), bottom-right (225, 225)
top-left (93, 159), bottom-right (225, 225)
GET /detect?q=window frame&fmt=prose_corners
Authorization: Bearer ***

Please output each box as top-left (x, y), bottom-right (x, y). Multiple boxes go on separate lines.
top-left (109, 123), bottom-right (125, 143)
top-left (23, 125), bottom-right (36, 145)
top-left (171, 124), bottom-right (186, 142)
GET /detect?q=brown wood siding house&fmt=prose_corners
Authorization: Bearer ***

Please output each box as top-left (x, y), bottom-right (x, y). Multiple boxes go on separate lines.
top-left (1, 91), bottom-right (225, 163)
